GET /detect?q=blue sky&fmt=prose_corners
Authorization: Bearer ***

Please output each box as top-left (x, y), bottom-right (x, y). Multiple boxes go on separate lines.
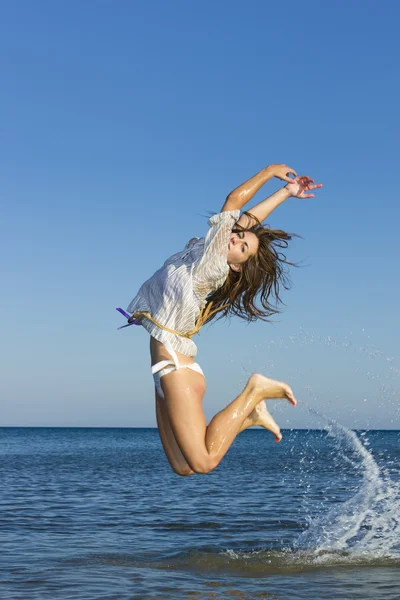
top-left (1, 1), bottom-right (399, 429)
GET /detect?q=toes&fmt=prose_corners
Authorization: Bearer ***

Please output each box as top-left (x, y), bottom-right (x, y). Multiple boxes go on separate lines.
top-left (271, 423), bottom-right (282, 442)
top-left (266, 415), bottom-right (281, 442)
top-left (285, 386), bottom-right (297, 406)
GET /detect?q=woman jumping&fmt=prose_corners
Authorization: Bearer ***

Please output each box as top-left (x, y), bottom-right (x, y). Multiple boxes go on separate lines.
top-left (118, 164), bottom-right (322, 475)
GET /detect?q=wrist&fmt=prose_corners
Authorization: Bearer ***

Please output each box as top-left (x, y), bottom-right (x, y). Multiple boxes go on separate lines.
top-left (263, 165), bottom-right (274, 180)
top-left (281, 187), bottom-right (292, 200)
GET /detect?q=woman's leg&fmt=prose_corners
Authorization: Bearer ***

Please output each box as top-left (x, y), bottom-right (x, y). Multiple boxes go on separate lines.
top-left (155, 389), bottom-right (194, 476)
top-left (156, 385), bottom-right (281, 474)
top-left (150, 337), bottom-right (295, 475)
top-left (239, 401), bottom-right (283, 441)
top-left (161, 368), bottom-right (295, 474)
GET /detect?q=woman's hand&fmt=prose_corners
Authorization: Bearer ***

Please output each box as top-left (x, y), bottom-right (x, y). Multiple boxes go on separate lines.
top-left (266, 163), bottom-right (297, 183)
top-left (285, 176), bottom-right (323, 198)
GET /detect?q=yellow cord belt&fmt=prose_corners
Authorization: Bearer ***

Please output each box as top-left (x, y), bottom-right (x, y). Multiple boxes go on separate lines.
top-left (131, 301), bottom-right (227, 339)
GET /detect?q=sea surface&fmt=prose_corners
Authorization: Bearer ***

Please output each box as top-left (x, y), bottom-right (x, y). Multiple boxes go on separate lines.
top-left (1, 426), bottom-right (399, 600)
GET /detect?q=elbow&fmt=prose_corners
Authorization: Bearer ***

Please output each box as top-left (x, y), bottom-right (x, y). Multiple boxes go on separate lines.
top-left (223, 192), bottom-right (242, 211)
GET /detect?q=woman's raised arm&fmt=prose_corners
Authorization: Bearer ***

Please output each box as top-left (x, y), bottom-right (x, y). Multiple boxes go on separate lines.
top-left (221, 164), bottom-right (296, 213)
top-left (236, 176), bottom-right (323, 228)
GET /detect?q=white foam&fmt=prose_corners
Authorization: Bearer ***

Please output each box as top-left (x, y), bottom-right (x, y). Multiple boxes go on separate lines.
top-left (295, 408), bottom-right (400, 559)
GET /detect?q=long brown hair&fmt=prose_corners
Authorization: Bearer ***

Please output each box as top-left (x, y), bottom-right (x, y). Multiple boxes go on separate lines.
top-left (205, 212), bottom-right (297, 324)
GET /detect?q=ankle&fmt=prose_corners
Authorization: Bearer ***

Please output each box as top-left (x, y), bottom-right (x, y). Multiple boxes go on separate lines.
top-left (246, 373), bottom-right (265, 401)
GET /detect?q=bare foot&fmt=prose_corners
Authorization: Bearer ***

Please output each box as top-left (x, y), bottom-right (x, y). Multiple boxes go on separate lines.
top-left (248, 373), bottom-right (297, 406)
top-left (243, 401), bottom-right (283, 442)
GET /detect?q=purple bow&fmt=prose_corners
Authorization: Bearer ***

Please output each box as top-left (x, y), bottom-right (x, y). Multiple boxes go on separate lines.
top-left (116, 308), bottom-right (141, 330)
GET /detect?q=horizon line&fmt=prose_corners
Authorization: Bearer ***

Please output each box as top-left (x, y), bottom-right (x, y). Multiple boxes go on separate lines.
top-left (1, 426), bottom-right (399, 432)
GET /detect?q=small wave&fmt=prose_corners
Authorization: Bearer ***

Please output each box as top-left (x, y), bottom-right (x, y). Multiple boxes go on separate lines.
top-left (156, 547), bottom-right (400, 575)
top-left (77, 546), bottom-right (400, 577)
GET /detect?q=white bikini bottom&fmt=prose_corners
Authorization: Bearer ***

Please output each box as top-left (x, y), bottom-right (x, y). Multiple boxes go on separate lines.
top-left (152, 341), bottom-right (204, 399)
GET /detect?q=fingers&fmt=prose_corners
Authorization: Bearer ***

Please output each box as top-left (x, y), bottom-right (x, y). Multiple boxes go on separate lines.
top-left (284, 172), bottom-right (323, 194)
top-left (274, 164), bottom-right (297, 183)
top-left (298, 177), bottom-right (323, 192)
top-left (283, 167), bottom-right (297, 183)
top-left (301, 183), bottom-right (322, 192)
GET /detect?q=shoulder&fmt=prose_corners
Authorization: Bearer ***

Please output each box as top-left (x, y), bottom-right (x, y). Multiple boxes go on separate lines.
top-left (208, 209), bottom-right (240, 228)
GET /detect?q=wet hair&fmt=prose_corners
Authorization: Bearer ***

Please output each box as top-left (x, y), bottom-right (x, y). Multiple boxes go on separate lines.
top-left (205, 212), bottom-right (297, 325)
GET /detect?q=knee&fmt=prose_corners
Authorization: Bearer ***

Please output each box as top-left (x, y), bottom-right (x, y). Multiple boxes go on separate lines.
top-left (174, 466), bottom-right (195, 477)
top-left (190, 456), bottom-right (219, 475)
top-left (168, 459), bottom-right (194, 476)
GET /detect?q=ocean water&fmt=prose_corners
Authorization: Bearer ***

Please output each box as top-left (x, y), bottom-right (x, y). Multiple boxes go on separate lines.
top-left (1, 427), bottom-right (399, 600)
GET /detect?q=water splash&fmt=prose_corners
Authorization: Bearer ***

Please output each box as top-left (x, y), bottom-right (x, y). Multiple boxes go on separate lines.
top-left (295, 404), bottom-right (400, 561)
top-left (218, 420), bottom-right (399, 569)
top-left (227, 329), bottom-right (400, 563)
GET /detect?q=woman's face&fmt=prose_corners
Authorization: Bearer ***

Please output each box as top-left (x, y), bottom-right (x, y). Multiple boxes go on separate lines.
top-left (227, 231), bottom-right (259, 271)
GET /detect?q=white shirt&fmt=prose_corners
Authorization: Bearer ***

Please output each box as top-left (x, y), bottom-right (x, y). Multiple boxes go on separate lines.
top-left (127, 210), bottom-right (240, 357)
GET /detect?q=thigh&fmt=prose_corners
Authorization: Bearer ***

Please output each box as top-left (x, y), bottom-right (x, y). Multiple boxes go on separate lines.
top-left (149, 337), bottom-right (210, 470)
top-left (161, 367), bottom-right (210, 470)
top-left (155, 389), bottom-right (193, 476)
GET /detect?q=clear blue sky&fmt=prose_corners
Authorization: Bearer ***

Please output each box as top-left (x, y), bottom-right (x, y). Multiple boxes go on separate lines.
top-left (1, 1), bottom-right (399, 429)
